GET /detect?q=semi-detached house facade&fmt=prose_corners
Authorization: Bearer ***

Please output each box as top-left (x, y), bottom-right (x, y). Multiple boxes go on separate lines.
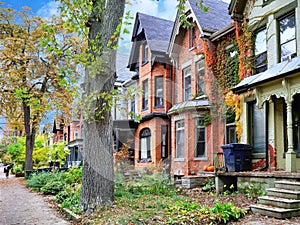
top-left (167, 0), bottom-right (232, 176)
top-left (114, 0), bottom-right (237, 176)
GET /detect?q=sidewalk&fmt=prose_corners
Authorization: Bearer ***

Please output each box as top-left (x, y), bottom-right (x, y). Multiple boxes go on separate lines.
top-left (0, 167), bottom-right (70, 225)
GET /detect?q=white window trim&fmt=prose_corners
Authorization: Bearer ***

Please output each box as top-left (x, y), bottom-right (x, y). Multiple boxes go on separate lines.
top-left (194, 118), bottom-right (207, 159)
top-left (175, 121), bottom-right (185, 159)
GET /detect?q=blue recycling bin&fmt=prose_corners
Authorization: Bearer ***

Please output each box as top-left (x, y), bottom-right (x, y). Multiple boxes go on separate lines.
top-left (221, 143), bottom-right (252, 172)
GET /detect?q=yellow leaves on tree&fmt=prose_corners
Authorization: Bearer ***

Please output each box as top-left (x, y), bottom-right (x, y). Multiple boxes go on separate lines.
top-left (0, 6), bottom-right (84, 170)
top-left (225, 90), bottom-right (243, 141)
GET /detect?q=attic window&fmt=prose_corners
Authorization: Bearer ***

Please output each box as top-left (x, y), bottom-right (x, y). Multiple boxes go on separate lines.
top-left (143, 45), bottom-right (149, 64)
top-left (189, 26), bottom-right (196, 49)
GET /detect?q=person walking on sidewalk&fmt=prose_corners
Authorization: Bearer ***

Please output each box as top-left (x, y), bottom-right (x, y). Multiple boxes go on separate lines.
top-left (4, 165), bottom-right (11, 178)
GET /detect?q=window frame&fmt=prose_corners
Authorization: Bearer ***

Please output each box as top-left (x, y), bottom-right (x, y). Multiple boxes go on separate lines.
top-left (248, 101), bottom-right (266, 155)
top-left (161, 125), bottom-right (168, 159)
top-left (155, 76), bottom-right (164, 107)
top-left (183, 67), bottom-right (191, 101)
top-left (254, 27), bottom-right (267, 74)
top-left (175, 121), bottom-right (185, 159)
top-left (74, 129), bottom-right (79, 139)
top-left (278, 12), bottom-right (296, 61)
top-left (189, 26), bottom-right (196, 49)
top-left (195, 118), bottom-right (206, 158)
top-left (130, 96), bottom-right (135, 119)
top-left (142, 79), bottom-right (148, 110)
top-left (139, 128), bottom-right (151, 161)
top-left (143, 44), bottom-right (149, 64)
top-left (196, 59), bottom-right (205, 95)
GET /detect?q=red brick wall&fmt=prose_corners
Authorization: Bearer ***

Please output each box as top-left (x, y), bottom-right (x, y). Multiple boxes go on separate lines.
top-left (134, 117), bottom-right (170, 168)
top-left (134, 44), bottom-right (173, 169)
top-left (170, 22), bottom-right (225, 176)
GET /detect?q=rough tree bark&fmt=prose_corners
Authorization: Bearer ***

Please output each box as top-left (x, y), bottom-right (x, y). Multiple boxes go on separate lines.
top-left (23, 101), bottom-right (36, 171)
top-left (80, 0), bottom-right (125, 213)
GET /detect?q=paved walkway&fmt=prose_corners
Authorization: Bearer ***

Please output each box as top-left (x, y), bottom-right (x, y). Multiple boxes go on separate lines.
top-left (0, 167), bottom-right (70, 225)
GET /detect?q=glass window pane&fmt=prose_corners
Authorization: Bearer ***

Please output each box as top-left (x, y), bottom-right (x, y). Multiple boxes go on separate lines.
top-left (281, 40), bottom-right (296, 58)
top-left (141, 138), bottom-right (147, 159)
top-left (280, 14), bottom-right (295, 44)
top-left (176, 121), bottom-right (184, 158)
top-left (250, 102), bottom-right (266, 154)
top-left (155, 77), bottom-right (164, 106)
top-left (280, 13), bottom-right (296, 59)
top-left (143, 80), bottom-right (148, 109)
top-left (255, 29), bottom-right (267, 55)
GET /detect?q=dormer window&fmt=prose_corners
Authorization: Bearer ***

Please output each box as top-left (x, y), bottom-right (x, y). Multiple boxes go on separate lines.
top-left (279, 12), bottom-right (296, 62)
top-left (254, 27), bottom-right (267, 74)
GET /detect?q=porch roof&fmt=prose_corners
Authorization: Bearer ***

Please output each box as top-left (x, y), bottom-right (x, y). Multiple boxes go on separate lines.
top-left (232, 56), bottom-right (300, 93)
top-left (168, 98), bottom-right (211, 115)
top-left (68, 139), bottom-right (83, 148)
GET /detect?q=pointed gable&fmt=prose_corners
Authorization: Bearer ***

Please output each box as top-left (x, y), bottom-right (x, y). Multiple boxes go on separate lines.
top-left (168, 0), bottom-right (231, 55)
top-left (128, 13), bottom-right (174, 72)
top-left (132, 12), bottom-right (174, 52)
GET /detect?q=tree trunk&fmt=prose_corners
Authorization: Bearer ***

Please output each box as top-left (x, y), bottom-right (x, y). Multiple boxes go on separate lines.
top-left (80, 0), bottom-right (125, 213)
top-left (23, 101), bottom-right (36, 171)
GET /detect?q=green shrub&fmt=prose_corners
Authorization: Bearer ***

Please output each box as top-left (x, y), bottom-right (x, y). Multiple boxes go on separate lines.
top-left (61, 190), bottom-right (81, 214)
top-left (166, 200), bottom-right (246, 224)
top-left (207, 201), bottom-right (246, 223)
top-left (64, 167), bottom-right (82, 184)
top-left (26, 172), bottom-right (54, 191)
top-left (41, 180), bottom-right (65, 195)
top-left (238, 182), bottom-right (267, 198)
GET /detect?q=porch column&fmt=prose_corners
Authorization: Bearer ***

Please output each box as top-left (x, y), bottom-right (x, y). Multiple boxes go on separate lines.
top-left (286, 100), bottom-right (296, 172)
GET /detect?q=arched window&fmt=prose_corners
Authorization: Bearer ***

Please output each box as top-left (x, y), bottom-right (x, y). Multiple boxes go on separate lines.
top-left (139, 128), bottom-right (151, 162)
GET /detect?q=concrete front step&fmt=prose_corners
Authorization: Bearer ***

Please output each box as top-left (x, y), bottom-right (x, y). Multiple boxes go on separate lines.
top-left (251, 204), bottom-right (300, 218)
top-left (258, 196), bottom-right (300, 209)
top-left (267, 188), bottom-right (300, 199)
top-left (275, 180), bottom-right (300, 191)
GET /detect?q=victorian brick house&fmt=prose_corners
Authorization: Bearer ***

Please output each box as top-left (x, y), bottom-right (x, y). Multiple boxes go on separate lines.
top-left (126, 13), bottom-right (174, 167)
top-left (167, 0), bottom-right (232, 176)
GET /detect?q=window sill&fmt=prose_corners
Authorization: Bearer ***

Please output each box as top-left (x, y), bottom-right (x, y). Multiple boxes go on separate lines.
top-left (194, 157), bottom-right (208, 161)
top-left (154, 105), bottom-right (164, 109)
top-left (174, 158), bottom-right (185, 162)
top-left (141, 107), bottom-right (148, 112)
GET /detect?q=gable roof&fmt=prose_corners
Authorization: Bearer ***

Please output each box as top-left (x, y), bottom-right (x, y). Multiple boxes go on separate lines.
top-left (188, 0), bottom-right (232, 33)
top-left (168, 0), bottom-right (231, 55)
top-left (132, 12), bottom-right (174, 52)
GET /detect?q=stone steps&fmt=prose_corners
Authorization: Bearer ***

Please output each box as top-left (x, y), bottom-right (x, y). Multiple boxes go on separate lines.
top-left (266, 188), bottom-right (300, 199)
top-left (251, 204), bottom-right (300, 219)
top-left (275, 180), bottom-right (300, 191)
top-left (251, 180), bottom-right (300, 218)
top-left (258, 196), bottom-right (300, 209)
